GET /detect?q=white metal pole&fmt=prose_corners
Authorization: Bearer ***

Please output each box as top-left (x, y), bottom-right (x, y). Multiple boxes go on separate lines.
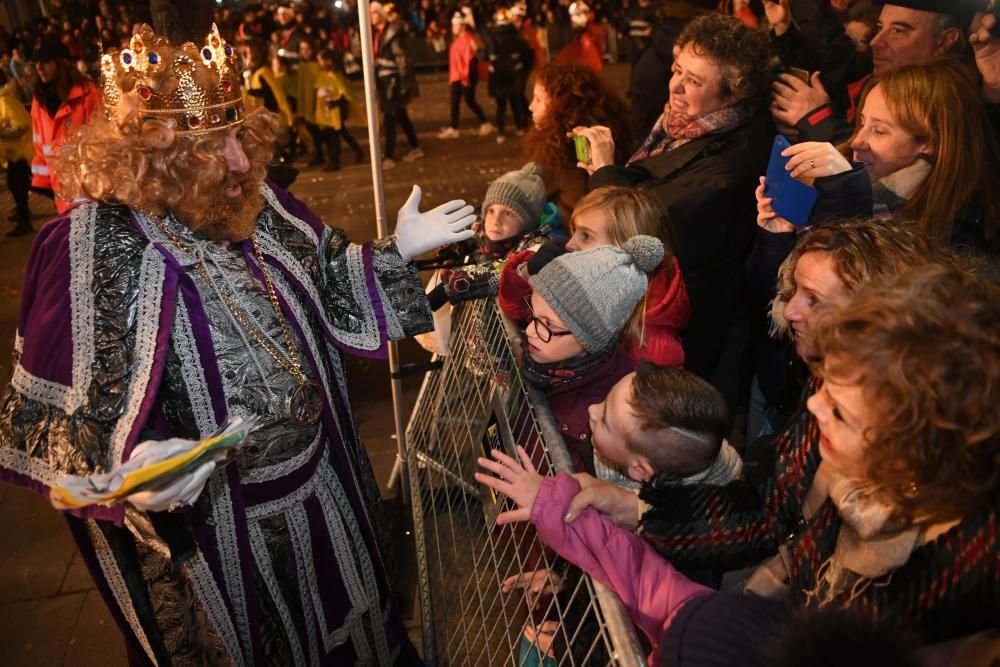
top-left (356, 0), bottom-right (410, 503)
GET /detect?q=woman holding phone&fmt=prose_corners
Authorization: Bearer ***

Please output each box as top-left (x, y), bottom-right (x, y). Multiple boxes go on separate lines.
top-left (523, 62), bottom-right (630, 222)
top-left (760, 57), bottom-right (1000, 258)
top-left (573, 13), bottom-right (773, 392)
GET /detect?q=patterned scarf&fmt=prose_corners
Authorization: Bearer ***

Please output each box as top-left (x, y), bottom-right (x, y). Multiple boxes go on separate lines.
top-left (804, 472), bottom-right (921, 607)
top-left (629, 102), bottom-right (754, 164)
top-left (476, 223), bottom-right (526, 260)
top-left (519, 344), bottom-right (612, 389)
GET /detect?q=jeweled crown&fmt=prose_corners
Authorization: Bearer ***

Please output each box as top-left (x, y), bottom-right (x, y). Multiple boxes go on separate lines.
top-left (101, 24), bottom-right (244, 136)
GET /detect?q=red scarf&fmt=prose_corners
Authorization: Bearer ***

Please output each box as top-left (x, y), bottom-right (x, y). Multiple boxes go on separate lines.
top-left (629, 103), bottom-right (753, 164)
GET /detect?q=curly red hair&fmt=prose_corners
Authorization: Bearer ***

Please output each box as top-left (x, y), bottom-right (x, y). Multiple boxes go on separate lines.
top-left (524, 62), bottom-right (630, 192)
top-left (810, 263), bottom-right (1000, 523)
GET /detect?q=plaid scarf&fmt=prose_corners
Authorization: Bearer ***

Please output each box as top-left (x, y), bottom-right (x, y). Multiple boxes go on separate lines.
top-left (629, 102), bottom-right (753, 164)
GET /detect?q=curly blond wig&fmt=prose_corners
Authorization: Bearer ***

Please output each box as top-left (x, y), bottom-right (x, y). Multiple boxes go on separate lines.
top-left (54, 105), bottom-right (279, 240)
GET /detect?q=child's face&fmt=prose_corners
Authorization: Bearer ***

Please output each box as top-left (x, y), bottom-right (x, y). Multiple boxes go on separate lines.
top-left (588, 373), bottom-right (655, 482)
top-left (566, 207), bottom-right (614, 251)
top-left (525, 292), bottom-right (585, 364)
top-left (317, 55), bottom-right (333, 71)
top-left (483, 204), bottom-right (525, 242)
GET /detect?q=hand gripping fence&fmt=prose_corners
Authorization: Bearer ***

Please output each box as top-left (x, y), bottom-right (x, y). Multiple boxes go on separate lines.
top-left (406, 298), bottom-right (646, 666)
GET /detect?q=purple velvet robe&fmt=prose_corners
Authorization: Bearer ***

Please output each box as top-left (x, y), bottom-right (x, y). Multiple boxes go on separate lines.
top-left (0, 182), bottom-right (429, 665)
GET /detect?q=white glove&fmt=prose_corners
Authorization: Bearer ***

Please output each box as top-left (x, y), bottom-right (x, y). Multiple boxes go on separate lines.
top-left (125, 438), bottom-right (220, 512)
top-left (394, 185), bottom-right (476, 262)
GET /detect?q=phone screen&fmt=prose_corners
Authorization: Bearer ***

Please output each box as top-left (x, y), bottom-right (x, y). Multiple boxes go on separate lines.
top-left (574, 135), bottom-right (590, 164)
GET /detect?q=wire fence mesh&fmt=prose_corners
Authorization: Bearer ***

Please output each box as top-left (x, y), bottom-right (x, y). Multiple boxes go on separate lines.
top-left (405, 298), bottom-right (645, 667)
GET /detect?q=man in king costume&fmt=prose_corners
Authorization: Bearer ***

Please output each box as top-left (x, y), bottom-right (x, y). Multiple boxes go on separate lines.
top-left (0, 25), bottom-right (475, 666)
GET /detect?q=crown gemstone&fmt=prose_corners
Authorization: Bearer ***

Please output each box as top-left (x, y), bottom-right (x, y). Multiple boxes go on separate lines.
top-left (210, 113), bottom-right (220, 124)
top-left (148, 52), bottom-right (159, 64)
top-left (188, 115), bottom-right (201, 128)
top-left (212, 37), bottom-right (220, 47)
top-left (224, 45), bottom-right (233, 56)
top-left (138, 86), bottom-right (152, 100)
top-left (202, 48), bottom-right (212, 60)
top-left (222, 79), bottom-right (232, 92)
top-left (225, 107), bottom-right (238, 122)
top-left (121, 51), bottom-right (133, 65)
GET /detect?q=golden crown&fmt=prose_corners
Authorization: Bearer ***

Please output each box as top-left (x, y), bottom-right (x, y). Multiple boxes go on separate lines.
top-left (101, 24), bottom-right (244, 136)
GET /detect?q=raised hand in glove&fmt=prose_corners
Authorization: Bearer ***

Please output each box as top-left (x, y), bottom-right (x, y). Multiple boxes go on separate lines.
top-left (125, 438), bottom-right (221, 512)
top-left (394, 185), bottom-right (476, 262)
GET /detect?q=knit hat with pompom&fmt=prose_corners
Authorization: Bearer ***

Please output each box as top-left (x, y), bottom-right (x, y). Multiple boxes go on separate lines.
top-left (528, 235), bottom-right (663, 353)
top-left (482, 162), bottom-right (546, 232)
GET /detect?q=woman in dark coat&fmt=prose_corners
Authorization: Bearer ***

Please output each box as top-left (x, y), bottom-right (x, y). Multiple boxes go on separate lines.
top-left (574, 14), bottom-right (773, 391)
top-left (483, 8), bottom-right (534, 140)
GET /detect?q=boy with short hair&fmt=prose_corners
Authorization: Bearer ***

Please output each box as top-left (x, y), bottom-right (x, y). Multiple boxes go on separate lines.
top-left (589, 361), bottom-right (742, 490)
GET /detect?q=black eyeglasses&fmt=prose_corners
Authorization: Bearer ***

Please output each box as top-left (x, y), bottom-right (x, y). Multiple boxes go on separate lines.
top-left (524, 299), bottom-right (574, 343)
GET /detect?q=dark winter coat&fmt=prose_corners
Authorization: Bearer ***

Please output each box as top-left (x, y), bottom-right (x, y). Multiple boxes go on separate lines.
top-left (374, 20), bottom-right (418, 113)
top-left (483, 24), bottom-right (533, 98)
top-left (543, 346), bottom-right (635, 473)
top-left (589, 112), bottom-right (774, 381)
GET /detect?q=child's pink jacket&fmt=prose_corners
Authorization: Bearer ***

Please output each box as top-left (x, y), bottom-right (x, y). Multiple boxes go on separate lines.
top-left (529, 473), bottom-right (712, 666)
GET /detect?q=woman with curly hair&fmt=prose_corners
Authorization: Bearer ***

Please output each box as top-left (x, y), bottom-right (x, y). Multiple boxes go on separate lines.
top-left (555, 222), bottom-right (998, 647)
top-left (524, 61), bottom-right (630, 221)
top-left (578, 13), bottom-right (774, 388)
top-left (477, 260), bottom-right (999, 661)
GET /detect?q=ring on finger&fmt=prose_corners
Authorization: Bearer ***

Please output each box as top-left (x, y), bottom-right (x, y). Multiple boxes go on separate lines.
top-left (810, 159), bottom-right (815, 169)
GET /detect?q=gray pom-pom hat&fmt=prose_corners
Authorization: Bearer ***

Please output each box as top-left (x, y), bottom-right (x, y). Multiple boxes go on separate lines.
top-left (482, 162), bottom-right (547, 231)
top-left (528, 235), bottom-right (664, 353)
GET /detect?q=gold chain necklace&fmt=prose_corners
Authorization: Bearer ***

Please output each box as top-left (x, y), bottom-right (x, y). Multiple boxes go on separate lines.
top-left (148, 212), bottom-right (324, 428)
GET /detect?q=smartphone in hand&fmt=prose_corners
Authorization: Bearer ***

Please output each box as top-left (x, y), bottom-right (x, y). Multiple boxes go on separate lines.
top-left (574, 135), bottom-right (590, 164)
top-left (764, 135), bottom-right (818, 228)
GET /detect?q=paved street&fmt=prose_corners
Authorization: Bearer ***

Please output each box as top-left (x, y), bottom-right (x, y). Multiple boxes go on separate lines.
top-left (0, 63), bottom-right (630, 665)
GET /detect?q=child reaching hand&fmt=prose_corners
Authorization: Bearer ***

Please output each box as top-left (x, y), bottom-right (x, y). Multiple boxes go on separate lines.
top-left (475, 447), bottom-right (713, 667)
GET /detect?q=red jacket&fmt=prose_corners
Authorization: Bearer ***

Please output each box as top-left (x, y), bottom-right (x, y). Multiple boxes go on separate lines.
top-left (500, 251), bottom-right (690, 368)
top-left (556, 23), bottom-right (604, 73)
top-left (520, 20), bottom-right (545, 73)
top-left (31, 82), bottom-right (101, 212)
top-left (623, 257), bottom-right (689, 368)
top-left (448, 30), bottom-right (479, 87)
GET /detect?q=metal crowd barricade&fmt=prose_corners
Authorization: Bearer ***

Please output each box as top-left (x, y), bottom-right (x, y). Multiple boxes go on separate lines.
top-left (406, 298), bottom-right (645, 667)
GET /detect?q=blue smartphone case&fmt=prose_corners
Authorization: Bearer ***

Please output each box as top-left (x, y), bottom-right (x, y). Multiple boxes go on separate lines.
top-left (764, 135), bottom-right (818, 228)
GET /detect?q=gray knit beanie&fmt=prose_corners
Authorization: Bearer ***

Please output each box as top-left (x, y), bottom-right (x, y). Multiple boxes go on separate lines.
top-left (528, 235), bottom-right (664, 353)
top-left (482, 162), bottom-right (546, 231)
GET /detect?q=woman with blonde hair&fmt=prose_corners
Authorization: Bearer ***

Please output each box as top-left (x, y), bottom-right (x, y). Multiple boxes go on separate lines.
top-left (767, 57), bottom-right (1000, 257)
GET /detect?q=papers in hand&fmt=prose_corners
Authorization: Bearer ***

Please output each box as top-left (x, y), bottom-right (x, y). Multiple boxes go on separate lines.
top-left (50, 416), bottom-right (261, 510)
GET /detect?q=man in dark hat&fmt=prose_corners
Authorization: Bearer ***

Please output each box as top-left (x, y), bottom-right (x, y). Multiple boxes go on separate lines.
top-left (768, 0), bottom-right (992, 144)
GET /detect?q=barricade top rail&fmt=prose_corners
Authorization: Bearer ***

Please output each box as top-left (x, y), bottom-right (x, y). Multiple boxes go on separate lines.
top-left (406, 298), bottom-right (645, 667)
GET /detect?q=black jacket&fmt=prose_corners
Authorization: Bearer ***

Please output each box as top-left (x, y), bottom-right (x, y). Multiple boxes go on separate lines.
top-left (483, 25), bottom-right (533, 97)
top-left (628, 25), bottom-right (679, 141)
top-left (589, 112), bottom-right (774, 380)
